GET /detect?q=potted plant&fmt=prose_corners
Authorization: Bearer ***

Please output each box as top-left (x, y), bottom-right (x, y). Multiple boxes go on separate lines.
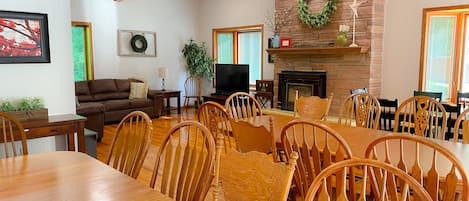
top-left (182, 39), bottom-right (215, 80)
top-left (0, 97), bottom-right (48, 121)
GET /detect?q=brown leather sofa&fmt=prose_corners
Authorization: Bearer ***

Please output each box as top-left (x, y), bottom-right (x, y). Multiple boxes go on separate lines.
top-left (75, 79), bottom-right (162, 141)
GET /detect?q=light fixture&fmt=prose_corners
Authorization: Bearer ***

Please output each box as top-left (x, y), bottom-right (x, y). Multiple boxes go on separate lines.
top-left (158, 67), bottom-right (168, 91)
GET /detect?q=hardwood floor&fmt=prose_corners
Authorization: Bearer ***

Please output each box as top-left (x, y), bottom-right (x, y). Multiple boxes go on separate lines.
top-left (96, 107), bottom-right (198, 186)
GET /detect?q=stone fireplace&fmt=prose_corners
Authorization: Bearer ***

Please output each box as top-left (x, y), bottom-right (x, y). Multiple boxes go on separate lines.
top-left (271, 0), bottom-right (384, 115)
top-left (278, 70), bottom-right (326, 110)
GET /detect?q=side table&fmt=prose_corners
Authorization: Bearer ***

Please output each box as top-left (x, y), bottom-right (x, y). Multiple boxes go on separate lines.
top-left (149, 90), bottom-right (181, 115)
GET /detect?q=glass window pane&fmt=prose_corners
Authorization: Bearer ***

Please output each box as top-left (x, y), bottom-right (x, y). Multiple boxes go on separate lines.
top-left (217, 33), bottom-right (233, 64)
top-left (425, 16), bottom-right (456, 100)
top-left (462, 16), bottom-right (469, 92)
top-left (72, 26), bottom-right (86, 81)
top-left (238, 32), bottom-right (262, 85)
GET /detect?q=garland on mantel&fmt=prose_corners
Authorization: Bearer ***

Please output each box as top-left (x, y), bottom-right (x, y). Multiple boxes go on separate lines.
top-left (297, 0), bottom-right (337, 29)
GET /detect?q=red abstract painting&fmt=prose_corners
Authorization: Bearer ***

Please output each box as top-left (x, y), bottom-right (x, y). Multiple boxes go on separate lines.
top-left (0, 10), bottom-right (49, 63)
top-left (0, 17), bottom-right (42, 57)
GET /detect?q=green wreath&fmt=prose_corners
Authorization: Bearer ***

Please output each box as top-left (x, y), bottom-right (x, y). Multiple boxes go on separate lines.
top-left (297, 0), bottom-right (337, 29)
top-left (130, 34), bottom-right (148, 53)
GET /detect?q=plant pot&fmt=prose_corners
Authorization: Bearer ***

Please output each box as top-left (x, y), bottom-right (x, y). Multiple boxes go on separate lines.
top-left (8, 109), bottom-right (48, 121)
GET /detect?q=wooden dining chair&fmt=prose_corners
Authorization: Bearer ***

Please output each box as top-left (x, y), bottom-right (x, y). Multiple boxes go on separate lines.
top-left (229, 116), bottom-right (277, 161)
top-left (184, 76), bottom-right (201, 109)
top-left (393, 96), bottom-right (447, 139)
top-left (197, 101), bottom-right (239, 152)
top-left (304, 159), bottom-right (433, 201)
top-left (224, 92), bottom-right (263, 120)
top-left (453, 107), bottom-right (469, 143)
top-left (214, 149), bottom-right (298, 201)
top-left (0, 112), bottom-right (28, 158)
top-left (106, 111), bottom-right (153, 179)
top-left (365, 134), bottom-right (469, 201)
top-left (150, 121), bottom-right (215, 201)
top-left (377, 98), bottom-right (398, 131)
top-left (338, 93), bottom-right (381, 129)
top-left (294, 93), bottom-right (333, 120)
top-left (281, 120), bottom-right (353, 199)
top-left (414, 90), bottom-right (443, 102)
top-left (458, 91), bottom-right (469, 110)
top-left (350, 87), bottom-right (368, 95)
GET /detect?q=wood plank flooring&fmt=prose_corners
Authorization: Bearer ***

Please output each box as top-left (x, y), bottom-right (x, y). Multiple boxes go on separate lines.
top-left (96, 108), bottom-right (198, 186)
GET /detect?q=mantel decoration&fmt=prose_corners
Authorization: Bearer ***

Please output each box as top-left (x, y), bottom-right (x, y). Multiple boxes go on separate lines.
top-left (349, 0), bottom-right (366, 47)
top-left (0, 97), bottom-right (48, 121)
top-left (0, 10), bottom-right (50, 64)
top-left (298, 0), bottom-right (338, 29)
top-left (336, 24), bottom-right (349, 46)
top-left (117, 29), bottom-right (156, 57)
top-left (266, 6), bottom-right (293, 48)
top-left (182, 39), bottom-right (215, 80)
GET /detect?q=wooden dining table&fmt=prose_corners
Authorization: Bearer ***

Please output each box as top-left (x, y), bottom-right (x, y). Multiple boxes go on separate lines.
top-left (246, 114), bottom-right (469, 176)
top-left (0, 151), bottom-right (174, 201)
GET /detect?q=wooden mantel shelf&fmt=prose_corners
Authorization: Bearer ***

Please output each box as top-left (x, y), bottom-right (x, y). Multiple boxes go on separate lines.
top-left (266, 46), bottom-right (369, 55)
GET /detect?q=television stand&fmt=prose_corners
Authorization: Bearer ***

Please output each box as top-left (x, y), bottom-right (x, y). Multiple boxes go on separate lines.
top-left (203, 94), bottom-right (229, 105)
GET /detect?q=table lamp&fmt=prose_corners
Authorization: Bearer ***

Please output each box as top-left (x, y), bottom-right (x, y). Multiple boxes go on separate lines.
top-left (158, 67), bottom-right (168, 91)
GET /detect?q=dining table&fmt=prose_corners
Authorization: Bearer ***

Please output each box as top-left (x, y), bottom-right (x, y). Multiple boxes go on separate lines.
top-left (246, 114), bottom-right (469, 176)
top-left (0, 151), bottom-right (174, 201)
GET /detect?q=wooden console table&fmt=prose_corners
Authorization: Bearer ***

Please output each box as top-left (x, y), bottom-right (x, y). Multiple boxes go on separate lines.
top-left (150, 90), bottom-right (181, 115)
top-left (20, 114), bottom-right (87, 153)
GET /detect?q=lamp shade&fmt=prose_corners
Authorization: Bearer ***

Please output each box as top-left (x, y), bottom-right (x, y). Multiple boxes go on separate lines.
top-left (158, 67), bottom-right (168, 79)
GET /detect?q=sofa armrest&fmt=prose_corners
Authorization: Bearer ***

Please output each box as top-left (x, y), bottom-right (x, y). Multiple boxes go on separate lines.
top-left (148, 92), bottom-right (163, 117)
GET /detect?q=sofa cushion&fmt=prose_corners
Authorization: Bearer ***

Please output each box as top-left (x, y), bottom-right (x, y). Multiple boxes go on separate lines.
top-left (89, 79), bottom-right (118, 94)
top-left (76, 102), bottom-right (105, 115)
top-left (75, 81), bottom-right (91, 95)
top-left (129, 82), bottom-right (148, 99)
top-left (115, 79), bottom-right (131, 92)
top-left (129, 98), bottom-right (152, 108)
top-left (93, 93), bottom-right (121, 101)
top-left (102, 100), bottom-right (130, 111)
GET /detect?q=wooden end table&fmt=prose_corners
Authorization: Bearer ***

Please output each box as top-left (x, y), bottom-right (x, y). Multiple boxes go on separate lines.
top-left (150, 90), bottom-right (181, 115)
top-left (20, 114), bottom-right (87, 153)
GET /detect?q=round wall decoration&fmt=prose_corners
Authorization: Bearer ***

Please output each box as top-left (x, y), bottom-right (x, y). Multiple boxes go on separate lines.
top-left (130, 34), bottom-right (148, 53)
top-left (297, 0), bottom-right (337, 29)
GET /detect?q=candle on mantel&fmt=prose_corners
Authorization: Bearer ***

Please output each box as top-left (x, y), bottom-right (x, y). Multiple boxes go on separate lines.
top-left (295, 90), bottom-right (299, 100)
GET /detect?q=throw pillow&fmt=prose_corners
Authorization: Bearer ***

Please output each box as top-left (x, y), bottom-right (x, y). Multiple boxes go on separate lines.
top-left (129, 82), bottom-right (148, 99)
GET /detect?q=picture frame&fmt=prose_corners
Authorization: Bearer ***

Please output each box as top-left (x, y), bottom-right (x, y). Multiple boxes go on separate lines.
top-left (117, 29), bottom-right (157, 57)
top-left (0, 10), bottom-right (50, 63)
top-left (280, 37), bottom-right (292, 48)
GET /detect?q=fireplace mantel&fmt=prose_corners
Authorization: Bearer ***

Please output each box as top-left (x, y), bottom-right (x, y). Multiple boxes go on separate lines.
top-left (266, 46), bottom-right (369, 56)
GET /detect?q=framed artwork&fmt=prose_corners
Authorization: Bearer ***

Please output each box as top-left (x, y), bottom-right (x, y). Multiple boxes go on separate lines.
top-left (280, 37), bottom-right (292, 48)
top-left (0, 10), bottom-right (50, 63)
top-left (117, 29), bottom-right (156, 57)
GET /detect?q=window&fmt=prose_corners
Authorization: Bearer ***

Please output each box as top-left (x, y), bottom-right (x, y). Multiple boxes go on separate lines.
top-left (72, 21), bottom-right (94, 81)
top-left (213, 25), bottom-right (263, 85)
top-left (419, 6), bottom-right (469, 102)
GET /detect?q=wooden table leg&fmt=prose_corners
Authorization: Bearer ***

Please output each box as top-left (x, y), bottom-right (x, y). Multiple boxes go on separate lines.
top-left (67, 133), bottom-right (76, 151)
top-left (166, 97), bottom-right (170, 115)
top-left (177, 93), bottom-right (181, 114)
top-left (77, 122), bottom-right (86, 153)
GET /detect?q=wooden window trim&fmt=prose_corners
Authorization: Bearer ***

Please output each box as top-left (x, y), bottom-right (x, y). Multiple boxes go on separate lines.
top-left (72, 21), bottom-right (94, 80)
top-left (419, 5), bottom-right (469, 103)
top-left (212, 24), bottom-right (264, 80)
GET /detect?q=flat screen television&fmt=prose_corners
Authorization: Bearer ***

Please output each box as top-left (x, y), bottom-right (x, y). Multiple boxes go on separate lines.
top-left (215, 64), bottom-right (249, 96)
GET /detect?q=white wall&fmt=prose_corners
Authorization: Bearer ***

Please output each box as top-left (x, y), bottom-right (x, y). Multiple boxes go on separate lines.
top-left (1, 0), bottom-right (75, 152)
top-left (197, 0), bottom-right (275, 94)
top-left (71, 0), bottom-right (198, 94)
top-left (382, 0), bottom-right (468, 101)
